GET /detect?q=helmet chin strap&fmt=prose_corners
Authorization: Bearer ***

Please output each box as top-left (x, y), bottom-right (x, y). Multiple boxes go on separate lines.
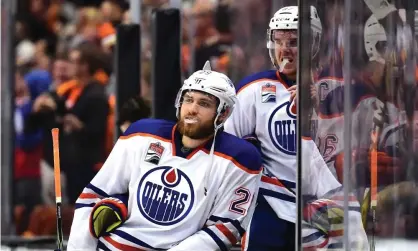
top-left (203, 113), bottom-right (221, 196)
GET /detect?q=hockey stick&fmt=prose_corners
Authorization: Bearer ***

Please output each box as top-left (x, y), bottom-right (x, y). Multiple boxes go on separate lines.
top-left (52, 128), bottom-right (64, 251)
top-left (369, 108), bottom-right (381, 251)
top-left (368, 75), bottom-right (389, 251)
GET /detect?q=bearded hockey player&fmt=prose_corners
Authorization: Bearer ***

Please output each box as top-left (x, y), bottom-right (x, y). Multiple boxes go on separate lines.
top-left (222, 6), bottom-right (343, 250)
top-left (67, 63), bottom-right (263, 251)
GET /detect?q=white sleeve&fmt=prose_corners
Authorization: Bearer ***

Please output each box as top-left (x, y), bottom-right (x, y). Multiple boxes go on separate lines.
top-left (224, 86), bottom-right (257, 138)
top-left (302, 138), bottom-right (341, 197)
top-left (168, 161), bottom-right (262, 251)
top-left (67, 138), bottom-right (132, 251)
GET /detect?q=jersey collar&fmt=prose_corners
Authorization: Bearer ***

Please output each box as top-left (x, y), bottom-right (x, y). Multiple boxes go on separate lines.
top-left (276, 71), bottom-right (296, 88)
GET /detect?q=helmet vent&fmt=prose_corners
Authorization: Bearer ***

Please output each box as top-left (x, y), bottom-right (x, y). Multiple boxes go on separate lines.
top-left (209, 87), bottom-right (225, 92)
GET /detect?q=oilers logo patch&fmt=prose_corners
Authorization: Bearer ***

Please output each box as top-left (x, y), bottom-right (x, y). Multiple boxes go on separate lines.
top-left (268, 102), bottom-right (297, 155)
top-left (145, 142), bottom-right (164, 165)
top-left (137, 166), bottom-right (194, 226)
top-left (261, 83), bottom-right (276, 103)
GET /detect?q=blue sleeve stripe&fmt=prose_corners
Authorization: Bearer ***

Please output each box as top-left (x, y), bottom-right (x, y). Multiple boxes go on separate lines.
top-left (75, 203), bottom-right (95, 209)
top-left (112, 193), bottom-right (129, 206)
top-left (86, 183), bottom-right (109, 197)
top-left (303, 231), bottom-right (325, 243)
top-left (202, 228), bottom-right (228, 251)
top-left (328, 243), bottom-right (343, 249)
top-left (97, 240), bottom-right (112, 251)
top-left (208, 215), bottom-right (245, 236)
top-left (259, 188), bottom-right (296, 203)
top-left (279, 179), bottom-right (296, 189)
top-left (349, 206), bottom-right (361, 212)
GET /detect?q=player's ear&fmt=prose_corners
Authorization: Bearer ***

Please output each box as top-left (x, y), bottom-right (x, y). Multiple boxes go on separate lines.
top-left (218, 107), bottom-right (231, 122)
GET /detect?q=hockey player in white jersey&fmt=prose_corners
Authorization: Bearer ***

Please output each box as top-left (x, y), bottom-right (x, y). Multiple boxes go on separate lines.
top-left (67, 63), bottom-right (263, 251)
top-left (315, 12), bottom-right (409, 182)
top-left (313, 3), bottom-right (410, 185)
top-left (311, 9), bottom-right (411, 248)
top-left (223, 6), bottom-right (346, 251)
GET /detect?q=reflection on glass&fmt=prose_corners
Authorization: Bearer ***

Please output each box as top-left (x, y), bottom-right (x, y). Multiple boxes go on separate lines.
top-left (299, 0), bottom-right (418, 250)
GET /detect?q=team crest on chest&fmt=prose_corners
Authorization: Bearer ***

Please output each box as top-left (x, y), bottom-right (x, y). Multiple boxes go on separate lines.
top-left (268, 102), bottom-right (297, 155)
top-left (145, 142), bottom-right (165, 165)
top-left (137, 166), bottom-right (195, 226)
top-left (261, 83), bottom-right (277, 103)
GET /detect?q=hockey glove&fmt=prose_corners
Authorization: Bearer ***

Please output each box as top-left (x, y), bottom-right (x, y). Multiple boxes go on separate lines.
top-left (89, 197), bottom-right (128, 238)
top-left (336, 150), bottom-right (403, 186)
top-left (303, 198), bottom-right (344, 235)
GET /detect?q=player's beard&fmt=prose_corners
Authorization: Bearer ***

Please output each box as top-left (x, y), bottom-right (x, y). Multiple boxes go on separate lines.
top-left (177, 116), bottom-right (215, 140)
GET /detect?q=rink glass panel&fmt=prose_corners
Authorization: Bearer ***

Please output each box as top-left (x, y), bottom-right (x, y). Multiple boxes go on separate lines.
top-left (1, 0), bottom-right (16, 235)
top-left (298, 0), bottom-right (418, 250)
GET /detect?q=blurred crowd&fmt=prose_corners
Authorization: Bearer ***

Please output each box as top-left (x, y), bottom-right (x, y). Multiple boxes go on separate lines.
top-left (10, 0), bottom-right (418, 245)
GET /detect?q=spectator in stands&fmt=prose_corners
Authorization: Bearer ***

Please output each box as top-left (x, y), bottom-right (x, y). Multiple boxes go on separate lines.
top-left (38, 52), bottom-right (71, 206)
top-left (182, 0), bottom-right (232, 75)
top-left (14, 70), bottom-right (46, 235)
top-left (68, 6), bottom-right (101, 49)
top-left (15, 20), bottom-right (36, 70)
top-left (99, 0), bottom-right (123, 26)
top-left (16, 0), bottom-right (58, 57)
top-left (28, 42), bottom-right (109, 204)
top-left (51, 51), bottom-right (72, 89)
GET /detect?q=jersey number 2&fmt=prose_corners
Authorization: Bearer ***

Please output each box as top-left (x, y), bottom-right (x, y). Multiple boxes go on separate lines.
top-left (229, 188), bottom-right (251, 215)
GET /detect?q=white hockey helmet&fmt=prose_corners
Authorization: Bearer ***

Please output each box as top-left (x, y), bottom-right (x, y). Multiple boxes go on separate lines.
top-left (267, 5), bottom-right (322, 67)
top-left (364, 12), bottom-right (413, 68)
top-left (175, 61), bottom-right (237, 130)
top-left (364, 14), bottom-right (387, 64)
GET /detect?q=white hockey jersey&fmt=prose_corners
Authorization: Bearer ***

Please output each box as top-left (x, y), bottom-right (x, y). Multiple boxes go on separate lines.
top-left (313, 76), bottom-right (370, 177)
top-left (68, 119), bottom-right (263, 251)
top-left (224, 70), bottom-right (341, 224)
top-left (314, 75), bottom-right (407, 181)
top-left (307, 73), bottom-right (408, 250)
